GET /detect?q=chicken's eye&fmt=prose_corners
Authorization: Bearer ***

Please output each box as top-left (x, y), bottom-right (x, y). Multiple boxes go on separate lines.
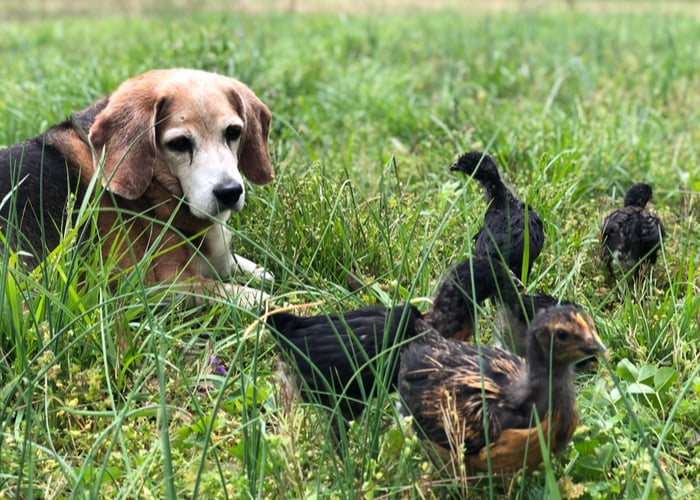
top-left (555, 329), bottom-right (570, 342)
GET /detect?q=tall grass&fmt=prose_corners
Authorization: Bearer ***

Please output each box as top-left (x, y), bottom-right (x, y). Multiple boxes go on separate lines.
top-left (1, 6), bottom-right (699, 498)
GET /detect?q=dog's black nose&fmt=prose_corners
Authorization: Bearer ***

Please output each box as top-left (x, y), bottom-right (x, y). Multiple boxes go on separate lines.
top-left (213, 181), bottom-right (244, 209)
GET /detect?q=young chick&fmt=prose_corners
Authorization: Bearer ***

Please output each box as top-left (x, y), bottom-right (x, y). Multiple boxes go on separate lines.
top-left (450, 151), bottom-right (544, 280)
top-left (600, 182), bottom-right (665, 280)
top-left (398, 305), bottom-right (608, 473)
top-left (428, 257), bottom-right (523, 341)
top-left (265, 304), bottom-right (422, 421)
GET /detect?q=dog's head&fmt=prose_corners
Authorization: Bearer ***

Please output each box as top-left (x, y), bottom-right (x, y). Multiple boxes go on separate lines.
top-left (88, 68), bottom-right (273, 218)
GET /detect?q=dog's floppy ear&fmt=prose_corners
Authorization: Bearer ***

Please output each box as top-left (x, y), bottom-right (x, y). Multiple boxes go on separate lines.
top-left (88, 76), bottom-right (159, 200)
top-left (229, 82), bottom-right (273, 185)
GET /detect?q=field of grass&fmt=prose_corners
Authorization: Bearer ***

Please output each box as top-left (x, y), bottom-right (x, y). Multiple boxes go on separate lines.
top-left (1, 5), bottom-right (699, 499)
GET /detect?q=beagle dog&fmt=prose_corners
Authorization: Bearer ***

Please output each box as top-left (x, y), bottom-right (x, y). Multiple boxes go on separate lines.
top-left (0, 68), bottom-right (273, 305)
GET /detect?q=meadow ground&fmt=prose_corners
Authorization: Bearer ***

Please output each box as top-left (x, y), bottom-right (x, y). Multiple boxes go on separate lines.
top-left (0, 2), bottom-right (699, 498)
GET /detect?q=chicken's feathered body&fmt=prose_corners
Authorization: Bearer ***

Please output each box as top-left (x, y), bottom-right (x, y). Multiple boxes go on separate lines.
top-left (451, 151), bottom-right (544, 280)
top-left (266, 304), bottom-right (422, 420)
top-left (600, 182), bottom-right (664, 279)
top-left (428, 257), bottom-right (522, 341)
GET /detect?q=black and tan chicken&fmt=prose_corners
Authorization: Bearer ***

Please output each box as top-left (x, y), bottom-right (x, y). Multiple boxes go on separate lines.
top-left (600, 182), bottom-right (665, 281)
top-left (451, 151), bottom-right (544, 280)
top-left (399, 305), bottom-right (608, 473)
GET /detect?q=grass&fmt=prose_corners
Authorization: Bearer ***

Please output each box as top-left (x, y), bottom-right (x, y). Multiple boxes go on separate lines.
top-left (1, 5), bottom-right (699, 498)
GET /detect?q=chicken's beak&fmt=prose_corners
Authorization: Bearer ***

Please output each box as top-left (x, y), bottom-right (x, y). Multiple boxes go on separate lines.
top-left (585, 328), bottom-right (610, 360)
top-left (575, 312), bottom-right (610, 360)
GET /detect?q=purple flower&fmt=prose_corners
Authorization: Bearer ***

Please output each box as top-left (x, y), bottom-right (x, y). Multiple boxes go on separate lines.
top-left (209, 357), bottom-right (227, 376)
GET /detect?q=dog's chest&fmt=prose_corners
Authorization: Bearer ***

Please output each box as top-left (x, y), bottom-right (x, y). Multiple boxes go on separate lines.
top-left (193, 224), bottom-right (235, 279)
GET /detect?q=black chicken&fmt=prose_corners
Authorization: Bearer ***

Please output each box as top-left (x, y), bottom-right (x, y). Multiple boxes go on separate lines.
top-left (428, 256), bottom-right (523, 341)
top-left (600, 182), bottom-right (665, 280)
top-left (265, 303), bottom-right (422, 421)
top-left (399, 305), bottom-right (608, 473)
top-left (451, 151), bottom-right (544, 280)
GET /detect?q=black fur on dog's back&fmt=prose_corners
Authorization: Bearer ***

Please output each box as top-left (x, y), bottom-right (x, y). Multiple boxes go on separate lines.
top-left (0, 101), bottom-right (106, 267)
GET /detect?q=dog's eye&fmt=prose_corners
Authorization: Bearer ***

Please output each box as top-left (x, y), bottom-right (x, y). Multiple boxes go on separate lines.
top-left (225, 125), bottom-right (242, 143)
top-left (166, 136), bottom-right (192, 153)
